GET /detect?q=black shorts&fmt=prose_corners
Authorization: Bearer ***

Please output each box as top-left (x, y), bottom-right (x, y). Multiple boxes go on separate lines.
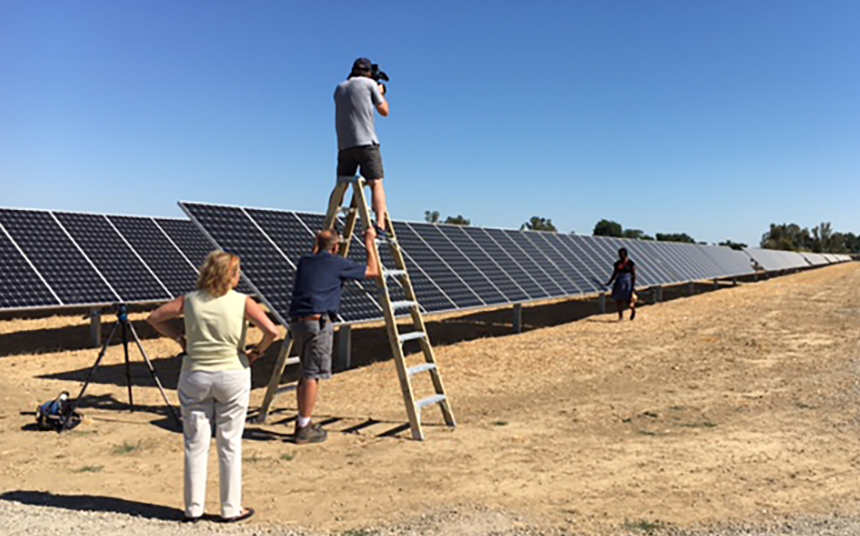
top-left (337, 144), bottom-right (384, 181)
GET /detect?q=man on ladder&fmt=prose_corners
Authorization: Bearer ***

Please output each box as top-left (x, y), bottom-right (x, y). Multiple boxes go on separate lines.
top-left (288, 228), bottom-right (380, 444)
top-left (334, 57), bottom-right (390, 234)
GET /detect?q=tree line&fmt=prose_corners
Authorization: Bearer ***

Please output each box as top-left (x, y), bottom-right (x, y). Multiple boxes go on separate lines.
top-left (422, 211), bottom-right (857, 254)
top-left (760, 222), bottom-right (860, 254)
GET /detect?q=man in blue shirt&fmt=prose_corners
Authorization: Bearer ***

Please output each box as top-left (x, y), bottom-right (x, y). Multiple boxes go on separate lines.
top-left (334, 57), bottom-right (391, 233)
top-left (288, 227), bottom-right (379, 444)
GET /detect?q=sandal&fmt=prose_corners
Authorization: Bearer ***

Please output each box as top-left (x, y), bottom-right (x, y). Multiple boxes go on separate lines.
top-left (222, 507), bottom-right (255, 523)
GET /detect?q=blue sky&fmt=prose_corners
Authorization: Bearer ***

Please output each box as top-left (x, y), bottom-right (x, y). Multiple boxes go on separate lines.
top-left (1, 1), bottom-right (858, 246)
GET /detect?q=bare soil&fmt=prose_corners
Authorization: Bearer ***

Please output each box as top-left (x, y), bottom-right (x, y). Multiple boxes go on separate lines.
top-left (1, 264), bottom-right (859, 535)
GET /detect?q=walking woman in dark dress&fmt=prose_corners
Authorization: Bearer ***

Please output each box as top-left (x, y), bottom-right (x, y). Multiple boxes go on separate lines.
top-left (606, 247), bottom-right (637, 320)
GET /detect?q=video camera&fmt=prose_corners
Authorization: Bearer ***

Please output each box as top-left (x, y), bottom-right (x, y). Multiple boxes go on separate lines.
top-left (370, 63), bottom-right (389, 95)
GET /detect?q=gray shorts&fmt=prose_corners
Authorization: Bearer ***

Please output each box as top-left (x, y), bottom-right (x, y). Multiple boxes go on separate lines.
top-left (337, 144), bottom-right (384, 181)
top-left (290, 318), bottom-right (334, 380)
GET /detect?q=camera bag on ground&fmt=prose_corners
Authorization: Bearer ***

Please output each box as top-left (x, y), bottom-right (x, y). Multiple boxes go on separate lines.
top-left (36, 391), bottom-right (82, 431)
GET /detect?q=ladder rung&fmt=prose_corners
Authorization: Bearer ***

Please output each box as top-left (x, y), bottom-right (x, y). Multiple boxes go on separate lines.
top-left (383, 269), bottom-right (407, 278)
top-left (339, 207), bottom-right (355, 214)
top-left (416, 394), bottom-right (446, 411)
top-left (408, 363), bottom-right (436, 376)
top-left (398, 331), bottom-right (426, 343)
top-left (390, 300), bottom-right (418, 311)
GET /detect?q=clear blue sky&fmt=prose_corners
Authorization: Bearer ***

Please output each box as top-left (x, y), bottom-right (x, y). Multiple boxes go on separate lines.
top-left (2, 1), bottom-right (858, 246)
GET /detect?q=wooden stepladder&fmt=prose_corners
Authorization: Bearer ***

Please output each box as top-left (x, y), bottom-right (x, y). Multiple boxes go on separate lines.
top-left (257, 176), bottom-right (455, 440)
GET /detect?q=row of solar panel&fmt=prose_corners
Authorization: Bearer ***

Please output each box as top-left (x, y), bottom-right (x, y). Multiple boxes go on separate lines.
top-left (0, 208), bottom-right (240, 311)
top-left (745, 248), bottom-right (850, 272)
top-left (180, 202), bottom-right (767, 325)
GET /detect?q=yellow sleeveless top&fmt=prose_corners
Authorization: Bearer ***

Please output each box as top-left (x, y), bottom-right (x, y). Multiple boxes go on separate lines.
top-left (182, 290), bottom-right (249, 372)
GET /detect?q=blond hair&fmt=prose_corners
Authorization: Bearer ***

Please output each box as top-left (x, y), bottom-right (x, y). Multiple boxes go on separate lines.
top-left (197, 251), bottom-right (241, 297)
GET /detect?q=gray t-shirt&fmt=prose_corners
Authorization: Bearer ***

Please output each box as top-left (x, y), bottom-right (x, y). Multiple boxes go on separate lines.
top-left (334, 77), bottom-right (384, 150)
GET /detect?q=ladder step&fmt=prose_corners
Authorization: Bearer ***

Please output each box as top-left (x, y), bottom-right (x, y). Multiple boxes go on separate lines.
top-left (382, 268), bottom-right (407, 278)
top-left (416, 394), bottom-right (447, 411)
top-left (407, 363), bottom-right (436, 376)
top-left (390, 300), bottom-right (418, 311)
top-left (398, 331), bottom-right (426, 344)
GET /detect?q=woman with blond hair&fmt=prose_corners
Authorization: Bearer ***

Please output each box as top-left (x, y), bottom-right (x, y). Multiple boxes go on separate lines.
top-left (148, 251), bottom-right (279, 523)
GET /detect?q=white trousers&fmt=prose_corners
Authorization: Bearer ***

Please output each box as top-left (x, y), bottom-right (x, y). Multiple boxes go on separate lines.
top-left (178, 369), bottom-right (251, 519)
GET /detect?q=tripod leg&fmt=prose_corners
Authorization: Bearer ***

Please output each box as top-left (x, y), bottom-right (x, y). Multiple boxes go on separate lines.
top-left (121, 321), bottom-right (134, 412)
top-left (61, 321), bottom-right (120, 431)
top-left (126, 321), bottom-right (182, 427)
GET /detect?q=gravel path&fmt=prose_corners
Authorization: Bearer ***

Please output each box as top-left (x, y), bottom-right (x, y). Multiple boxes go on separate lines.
top-left (3, 499), bottom-right (860, 536)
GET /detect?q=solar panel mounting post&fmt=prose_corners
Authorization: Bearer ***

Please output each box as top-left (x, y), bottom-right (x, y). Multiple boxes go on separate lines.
top-left (598, 292), bottom-right (606, 314)
top-left (512, 303), bottom-right (523, 333)
top-left (89, 309), bottom-right (102, 347)
top-left (324, 176), bottom-right (455, 440)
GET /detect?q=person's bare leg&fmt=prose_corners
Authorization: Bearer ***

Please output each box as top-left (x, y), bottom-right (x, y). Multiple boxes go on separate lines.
top-left (297, 378), bottom-right (319, 420)
top-left (368, 178), bottom-right (387, 231)
top-left (615, 300), bottom-right (624, 320)
top-left (630, 299), bottom-right (636, 320)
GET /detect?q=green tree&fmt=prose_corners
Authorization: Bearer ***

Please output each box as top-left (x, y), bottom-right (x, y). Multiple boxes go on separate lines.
top-left (521, 216), bottom-right (557, 232)
top-left (655, 232), bottom-right (696, 244)
top-left (718, 240), bottom-right (747, 251)
top-left (424, 210), bottom-right (440, 223)
top-left (760, 223), bottom-right (808, 251)
top-left (622, 228), bottom-right (653, 240)
top-left (444, 215), bottom-right (471, 226)
top-left (593, 219), bottom-right (623, 237)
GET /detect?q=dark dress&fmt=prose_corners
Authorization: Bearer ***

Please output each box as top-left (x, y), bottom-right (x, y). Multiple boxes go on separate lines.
top-left (611, 259), bottom-right (635, 302)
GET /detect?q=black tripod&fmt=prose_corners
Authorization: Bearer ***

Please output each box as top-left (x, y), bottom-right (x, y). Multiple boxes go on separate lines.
top-left (62, 304), bottom-right (181, 431)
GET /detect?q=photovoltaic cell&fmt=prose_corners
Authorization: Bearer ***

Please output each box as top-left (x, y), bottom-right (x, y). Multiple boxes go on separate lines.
top-left (0, 223), bottom-right (59, 309)
top-left (570, 235), bottom-right (614, 285)
top-left (393, 221), bottom-right (483, 309)
top-left (436, 225), bottom-right (529, 302)
top-left (461, 227), bottom-right (548, 300)
top-left (181, 203), bottom-right (294, 323)
top-left (410, 223), bottom-right (507, 306)
top-left (108, 216), bottom-right (199, 297)
top-left (0, 209), bottom-right (117, 305)
top-left (527, 232), bottom-right (595, 293)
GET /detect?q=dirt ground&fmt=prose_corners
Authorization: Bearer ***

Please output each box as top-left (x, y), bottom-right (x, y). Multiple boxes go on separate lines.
top-left (1, 264), bottom-right (859, 535)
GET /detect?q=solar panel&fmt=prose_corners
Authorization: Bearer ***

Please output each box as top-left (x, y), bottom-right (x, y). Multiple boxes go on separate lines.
top-left (54, 212), bottom-right (172, 303)
top-left (107, 216), bottom-right (199, 298)
top-left (559, 235), bottom-right (610, 289)
top-left (0, 209), bottom-right (118, 306)
top-left (522, 232), bottom-right (591, 294)
top-left (0, 222), bottom-right (60, 309)
top-left (392, 221), bottom-right (484, 309)
top-left (460, 227), bottom-right (549, 300)
top-left (483, 228), bottom-right (567, 297)
top-left (617, 239), bottom-right (676, 285)
top-left (545, 234), bottom-right (603, 292)
top-left (437, 226), bottom-right (536, 303)
top-left (410, 223), bottom-right (507, 306)
top-left (181, 203), bottom-right (294, 323)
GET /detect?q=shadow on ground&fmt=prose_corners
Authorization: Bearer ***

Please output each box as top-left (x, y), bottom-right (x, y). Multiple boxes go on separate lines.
top-left (0, 490), bottom-right (183, 521)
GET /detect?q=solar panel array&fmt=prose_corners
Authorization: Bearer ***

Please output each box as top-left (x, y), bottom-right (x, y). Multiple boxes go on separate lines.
top-left (181, 201), bottom-right (796, 326)
top-left (0, 208), bottom-right (231, 312)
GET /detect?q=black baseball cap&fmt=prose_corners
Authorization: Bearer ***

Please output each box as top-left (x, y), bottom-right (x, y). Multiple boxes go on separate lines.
top-left (352, 57), bottom-right (372, 72)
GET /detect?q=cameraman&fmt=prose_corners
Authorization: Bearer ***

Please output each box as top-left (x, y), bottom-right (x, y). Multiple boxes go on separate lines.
top-left (334, 57), bottom-right (390, 233)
